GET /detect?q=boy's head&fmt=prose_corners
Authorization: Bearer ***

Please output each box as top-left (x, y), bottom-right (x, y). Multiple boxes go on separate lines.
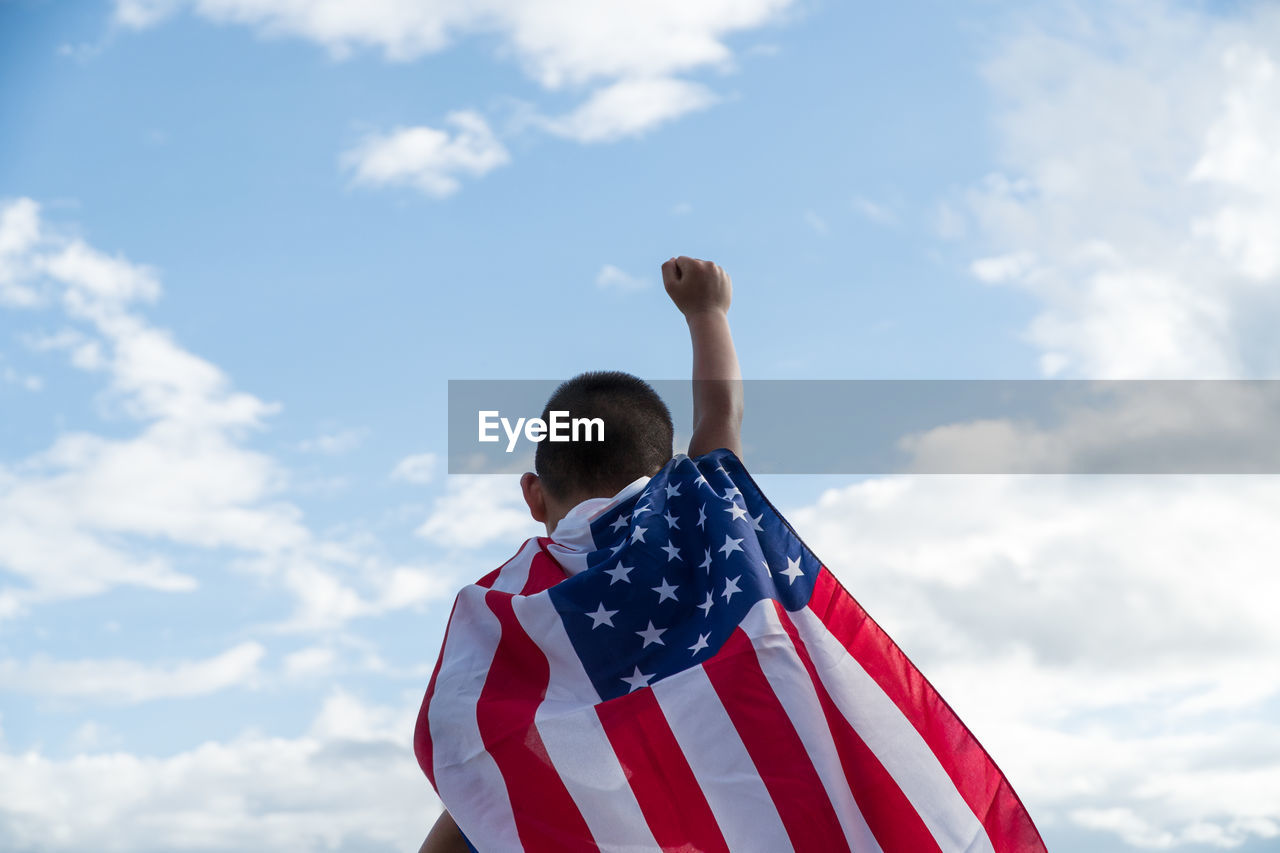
top-left (521, 371), bottom-right (673, 533)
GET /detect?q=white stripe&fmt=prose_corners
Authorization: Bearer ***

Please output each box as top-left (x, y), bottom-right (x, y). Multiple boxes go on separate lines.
top-left (740, 602), bottom-right (884, 853)
top-left (547, 474), bottom-right (651, 570)
top-left (544, 542), bottom-right (591, 577)
top-left (429, 584), bottom-right (522, 850)
top-left (792, 608), bottom-right (996, 853)
top-left (512, 591), bottom-right (661, 853)
top-left (652, 664), bottom-right (793, 852)
top-left (489, 538), bottom-right (538, 593)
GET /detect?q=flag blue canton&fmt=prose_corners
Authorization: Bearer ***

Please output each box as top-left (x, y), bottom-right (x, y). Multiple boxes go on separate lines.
top-left (548, 449), bottom-right (821, 702)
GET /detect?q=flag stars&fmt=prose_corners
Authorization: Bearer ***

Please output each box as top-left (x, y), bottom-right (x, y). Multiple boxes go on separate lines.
top-left (636, 620), bottom-right (667, 647)
top-left (665, 482), bottom-right (681, 499)
top-left (722, 575), bottom-right (742, 602)
top-left (622, 666), bottom-right (654, 692)
top-left (696, 504), bottom-right (707, 529)
top-left (606, 563), bottom-right (634, 585)
top-left (631, 525), bottom-right (648, 544)
top-left (664, 510), bottom-right (680, 529)
top-left (781, 555), bottom-right (805, 585)
top-left (698, 591), bottom-right (714, 617)
top-left (609, 513), bottom-right (630, 532)
top-left (722, 486), bottom-right (741, 501)
top-left (725, 502), bottom-right (748, 522)
top-left (719, 534), bottom-right (744, 558)
top-left (633, 502), bottom-right (654, 517)
top-left (689, 633), bottom-right (711, 656)
top-left (652, 578), bottom-right (679, 603)
top-left (699, 548), bottom-right (713, 572)
top-left (661, 541), bottom-right (681, 562)
top-left (586, 602), bottom-right (618, 628)
top-left (748, 513), bottom-right (764, 532)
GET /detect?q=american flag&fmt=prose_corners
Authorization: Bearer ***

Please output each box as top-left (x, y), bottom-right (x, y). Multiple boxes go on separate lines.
top-left (415, 449), bottom-right (1045, 852)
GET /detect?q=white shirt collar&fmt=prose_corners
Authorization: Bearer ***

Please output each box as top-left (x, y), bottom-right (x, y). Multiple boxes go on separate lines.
top-left (545, 474), bottom-right (650, 573)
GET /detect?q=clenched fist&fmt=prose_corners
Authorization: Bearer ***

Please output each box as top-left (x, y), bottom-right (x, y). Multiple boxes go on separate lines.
top-left (662, 256), bottom-right (732, 317)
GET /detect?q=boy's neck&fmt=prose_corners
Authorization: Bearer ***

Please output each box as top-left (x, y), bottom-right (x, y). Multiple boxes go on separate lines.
top-left (543, 490), bottom-right (605, 537)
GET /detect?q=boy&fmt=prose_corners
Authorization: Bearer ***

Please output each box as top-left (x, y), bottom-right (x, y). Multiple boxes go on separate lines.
top-left (418, 255), bottom-right (742, 852)
top-left (414, 258), bottom-right (1044, 852)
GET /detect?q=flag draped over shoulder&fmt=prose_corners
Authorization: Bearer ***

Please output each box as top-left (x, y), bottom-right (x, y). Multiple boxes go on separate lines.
top-left (415, 449), bottom-right (1045, 852)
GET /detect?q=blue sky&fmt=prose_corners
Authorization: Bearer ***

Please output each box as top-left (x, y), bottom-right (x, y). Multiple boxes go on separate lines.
top-left (4, 1), bottom-right (1280, 850)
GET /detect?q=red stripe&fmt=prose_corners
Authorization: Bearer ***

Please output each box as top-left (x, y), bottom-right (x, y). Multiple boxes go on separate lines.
top-left (808, 569), bottom-right (1046, 853)
top-left (477, 538), bottom-right (540, 590)
top-left (702, 628), bottom-right (852, 852)
top-left (417, 539), bottom-right (543, 789)
top-left (524, 543), bottom-right (569, 594)
top-left (476, 590), bottom-right (596, 852)
top-left (775, 602), bottom-right (942, 853)
top-left (596, 687), bottom-right (730, 853)
top-left (413, 597), bottom-right (458, 791)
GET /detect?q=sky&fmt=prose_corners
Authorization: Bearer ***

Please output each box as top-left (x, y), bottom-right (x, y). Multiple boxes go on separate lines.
top-left (2, 0), bottom-right (1280, 850)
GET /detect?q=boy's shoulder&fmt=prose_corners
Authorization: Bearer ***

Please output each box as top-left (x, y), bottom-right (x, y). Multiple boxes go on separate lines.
top-left (457, 450), bottom-right (748, 596)
top-left (465, 535), bottom-right (562, 596)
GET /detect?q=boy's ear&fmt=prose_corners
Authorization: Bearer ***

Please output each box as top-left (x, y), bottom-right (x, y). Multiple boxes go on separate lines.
top-left (520, 472), bottom-right (548, 524)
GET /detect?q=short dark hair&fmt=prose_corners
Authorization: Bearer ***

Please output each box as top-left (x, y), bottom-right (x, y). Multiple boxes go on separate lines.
top-left (535, 371), bottom-right (673, 500)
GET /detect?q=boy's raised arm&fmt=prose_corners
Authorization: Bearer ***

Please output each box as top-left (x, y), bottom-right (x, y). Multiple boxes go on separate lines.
top-left (662, 256), bottom-right (743, 460)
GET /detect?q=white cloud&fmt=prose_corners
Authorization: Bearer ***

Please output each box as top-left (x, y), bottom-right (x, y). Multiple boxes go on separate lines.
top-left (415, 476), bottom-right (538, 551)
top-left (114, 0), bottom-right (793, 82)
top-left (496, 0), bottom-right (790, 89)
top-left (115, 0), bottom-right (462, 60)
top-left (342, 111), bottom-right (509, 198)
top-left (112, 0), bottom-right (181, 30)
top-left (540, 76), bottom-right (718, 143)
top-left (785, 473), bottom-right (1280, 849)
top-left (282, 645), bottom-right (336, 679)
top-left (964, 1), bottom-right (1280, 379)
top-left (295, 427), bottom-right (366, 454)
top-left (0, 200), bottom-right (452, 627)
top-left (851, 195), bottom-right (897, 226)
top-left (933, 201), bottom-right (967, 240)
top-left (112, 0), bottom-right (795, 194)
top-left (594, 264), bottom-right (648, 292)
top-left (42, 239), bottom-right (162, 305)
top-left (66, 721), bottom-right (122, 753)
top-left (390, 452), bottom-right (437, 484)
top-left (859, 5), bottom-right (1280, 846)
top-left (896, 381), bottom-right (1280, 474)
top-left (236, 548), bottom-right (454, 633)
top-left (970, 250), bottom-right (1037, 284)
top-left (0, 200), bottom-right (299, 609)
top-left (376, 565), bottom-right (454, 610)
top-left (114, 0), bottom-right (794, 144)
top-left (0, 361), bottom-right (41, 391)
top-left (1188, 45), bottom-right (1280, 282)
top-left (0, 642), bottom-right (265, 703)
top-left (0, 198), bottom-right (43, 307)
top-left (0, 689), bottom-right (435, 852)
top-left (803, 210), bottom-right (829, 236)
